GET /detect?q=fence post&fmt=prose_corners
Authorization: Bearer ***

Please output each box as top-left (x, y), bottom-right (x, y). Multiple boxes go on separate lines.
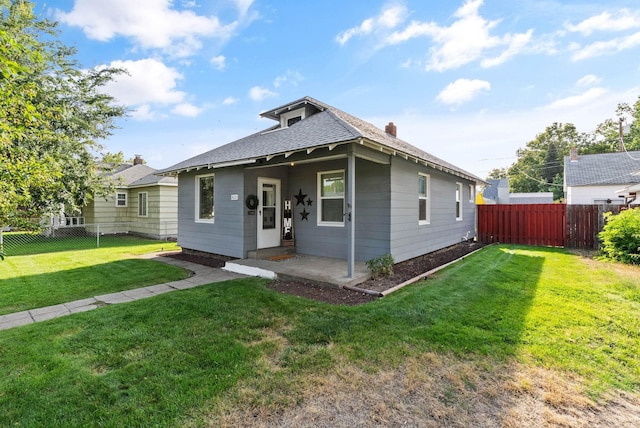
top-left (0, 229), bottom-right (3, 253)
top-left (97, 224), bottom-right (100, 248)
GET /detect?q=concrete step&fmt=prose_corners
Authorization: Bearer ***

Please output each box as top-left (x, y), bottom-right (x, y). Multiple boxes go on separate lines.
top-left (247, 246), bottom-right (296, 260)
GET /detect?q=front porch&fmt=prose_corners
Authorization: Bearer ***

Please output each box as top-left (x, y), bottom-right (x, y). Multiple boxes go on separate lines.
top-left (223, 253), bottom-right (371, 288)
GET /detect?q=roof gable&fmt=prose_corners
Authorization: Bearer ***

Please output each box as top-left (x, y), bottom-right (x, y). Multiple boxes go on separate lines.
top-left (109, 164), bottom-right (177, 187)
top-left (159, 96), bottom-right (484, 183)
top-left (564, 151), bottom-right (640, 187)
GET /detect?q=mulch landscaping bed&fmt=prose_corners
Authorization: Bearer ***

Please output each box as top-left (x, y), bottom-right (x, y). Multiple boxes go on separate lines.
top-left (164, 242), bottom-right (486, 306)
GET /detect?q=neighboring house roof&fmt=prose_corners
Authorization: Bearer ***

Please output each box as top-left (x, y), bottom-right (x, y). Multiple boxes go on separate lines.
top-left (482, 179), bottom-right (508, 201)
top-left (509, 193), bottom-right (554, 204)
top-left (109, 164), bottom-right (178, 188)
top-left (564, 151), bottom-right (640, 187)
top-left (158, 96), bottom-right (485, 184)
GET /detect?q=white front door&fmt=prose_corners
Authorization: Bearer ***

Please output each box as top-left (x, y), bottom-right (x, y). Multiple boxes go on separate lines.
top-left (257, 177), bottom-right (281, 249)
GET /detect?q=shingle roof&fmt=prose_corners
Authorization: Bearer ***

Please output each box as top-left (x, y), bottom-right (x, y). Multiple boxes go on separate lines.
top-left (110, 164), bottom-right (178, 187)
top-left (564, 151), bottom-right (640, 186)
top-left (159, 96), bottom-right (485, 183)
top-left (482, 179), bottom-right (508, 200)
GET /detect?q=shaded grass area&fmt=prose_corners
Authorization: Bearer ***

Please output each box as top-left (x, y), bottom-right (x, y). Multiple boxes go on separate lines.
top-left (0, 245), bottom-right (638, 426)
top-left (0, 238), bottom-right (185, 315)
top-left (1, 233), bottom-right (178, 256)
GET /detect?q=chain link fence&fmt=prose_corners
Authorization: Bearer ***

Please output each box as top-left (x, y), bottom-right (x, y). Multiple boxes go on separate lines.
top-left (0, 221), bottom-right (177, 256)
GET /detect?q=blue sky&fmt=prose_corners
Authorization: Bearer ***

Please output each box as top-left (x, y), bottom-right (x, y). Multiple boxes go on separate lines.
top-left (36, 0), bottom-right (640, 177)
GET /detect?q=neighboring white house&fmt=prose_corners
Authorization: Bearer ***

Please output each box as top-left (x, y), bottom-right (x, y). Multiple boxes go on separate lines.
top-left (82, 156), bottom-right (178, 239)
top-left (564, 149), bottom-right (640, 205)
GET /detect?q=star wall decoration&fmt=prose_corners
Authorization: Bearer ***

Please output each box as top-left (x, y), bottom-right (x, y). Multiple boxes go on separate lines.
top-left (294, 188), bottom-right (307, 206)
top-left (300, 208), bottom-right (310, 221)
top-left (306, 198), bottom-right (313, 206)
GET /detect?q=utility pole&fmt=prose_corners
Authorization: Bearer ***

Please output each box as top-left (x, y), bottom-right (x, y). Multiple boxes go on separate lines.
top-left (619, 117), bottom-right (624, 152)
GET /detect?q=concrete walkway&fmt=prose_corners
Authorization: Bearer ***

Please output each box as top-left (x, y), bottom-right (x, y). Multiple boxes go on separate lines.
top-left (0, 255), bottom-right (246, 332)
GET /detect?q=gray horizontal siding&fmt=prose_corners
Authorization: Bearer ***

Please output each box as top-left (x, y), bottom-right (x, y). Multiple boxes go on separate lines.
top-left (390, 157), bottom-right (476, 263)
top-left (177, 168), bottom-right (245, 258)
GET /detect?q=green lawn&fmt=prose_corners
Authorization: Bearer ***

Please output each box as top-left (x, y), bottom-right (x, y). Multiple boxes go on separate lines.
top-left (0, 245), bottom-right (638, 426)
top-left (0, 236), bottom-right (187, 315)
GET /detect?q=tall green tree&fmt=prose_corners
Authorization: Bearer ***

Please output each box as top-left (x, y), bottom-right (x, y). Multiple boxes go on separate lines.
top-left (0, 0), bottom-right (126, 228)
top-left (486, 167), bottom-right (508, 180)
top-left (616, 96), bottom-right (640, 152)
top-left (508, 122), bottom-right (583, 200)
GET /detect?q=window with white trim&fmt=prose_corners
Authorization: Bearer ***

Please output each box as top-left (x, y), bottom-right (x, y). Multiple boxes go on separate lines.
top-left (138, 192), bottom-right (148, 217)
top-left (281, 108), bottom-right (305, 128)
top-left (116, 192), bottom-right (127, 207)
top-left (418, 173), bottom-right (430, 224)
top-left (196, 174), bottom-right (214, 222)
top-left (318, 170), bottom-right (345, 226)
top-left (455, 182), bottom-right (463, 220)
top-left (469, 183), bottom-right (475, 203)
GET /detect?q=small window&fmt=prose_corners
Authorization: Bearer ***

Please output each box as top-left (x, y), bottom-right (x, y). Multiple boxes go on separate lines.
top-left (469, 184), bottom-right (475, 203)
top-left (138, 192), bottom-right (148, 217)
top-left (196, 174), bottom-right (214, 222)
top-left (116, 192), bottom-right (127, 207)
top-left (418, 173), bottom-right (430, 224)
top-left (287, 116), bottom-right (302, 127)
top-left (281, 107), bottom-right (306, 128)
top-left (318, 170), bottom-right (345, 226)
top-left (455, 182), bottom-right (463, 221)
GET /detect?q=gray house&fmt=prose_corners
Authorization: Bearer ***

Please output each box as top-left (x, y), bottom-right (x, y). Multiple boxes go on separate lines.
top-left (159, 97), bottom-right (484, 274)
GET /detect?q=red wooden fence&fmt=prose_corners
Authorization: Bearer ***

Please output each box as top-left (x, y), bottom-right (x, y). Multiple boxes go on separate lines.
top-left (565, 204), bottom-right (622, 248)
top-left (478, 204), bottom-right (623, 248)
top-left (477, 204), bottom-right (565, 247)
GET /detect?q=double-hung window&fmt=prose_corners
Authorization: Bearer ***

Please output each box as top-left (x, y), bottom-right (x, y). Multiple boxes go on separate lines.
top-left (196, 174), bottom-right (214, 222)
top-left (468, 183), bottom-right (475, 203)
top-left (116, 192), bottom-right (127, 207)
top-left (455, 182), bottom-right (463, 221)
top-left (418, 173), bottom-right (430, 224)
top-left (138, 192), bottom-right (148, 217)
top-left (318, 170), bottom-right (345, 226)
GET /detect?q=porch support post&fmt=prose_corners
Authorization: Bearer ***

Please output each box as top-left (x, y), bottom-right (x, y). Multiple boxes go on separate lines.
top-left (347, 145), bottom-right (356, 278)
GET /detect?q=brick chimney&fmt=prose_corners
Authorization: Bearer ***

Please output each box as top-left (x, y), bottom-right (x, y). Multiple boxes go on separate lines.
top-left (133, 154), bottom-right (143, 165)
top-left (569, 147), bottom-right (578, 162)
top-left (385, 122), bottom-right (397, 137)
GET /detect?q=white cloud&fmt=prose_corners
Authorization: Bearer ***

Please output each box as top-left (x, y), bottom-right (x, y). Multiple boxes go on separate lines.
top-left (576, 74), bottom-right (601, 87)
top-left (249, 86), bottom-right (277, 101)
top-left (223, 96), bottom-right (239, 105)
top-left (210, 55), bottom-right (226, 70)
top-left (365, 86), bottom-right (639, 178)
top-left (481, 29), bottom-right (533, 68)
top-left (273, 70), bottom-right (303, 88)
top-left (57, 0), bottom-right (238, 57)
top-left (544, 87), bottom-right (607, 110)
top-left (436, 78), bottom-right (491, 106)
top-left (233, 0), bottom-right (254, 17)
top-left (171, 103), bottom-right (203, 117)
top-left (130, 104), bottom-right (157, 121)
top-left (336, 4), bottom-right (408, 45)
top-left (566, 9), bottom-right (640, 35)
top-left (101, 58), bottom-right (186, 106)
top-left (384, 0), bottom-right (533, 71)
top-left (571, 31), bottom-right (640, 61)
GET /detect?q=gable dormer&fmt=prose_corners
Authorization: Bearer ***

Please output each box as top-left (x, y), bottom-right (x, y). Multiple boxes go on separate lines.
top-left (260, 96), bottom-right (329, 129)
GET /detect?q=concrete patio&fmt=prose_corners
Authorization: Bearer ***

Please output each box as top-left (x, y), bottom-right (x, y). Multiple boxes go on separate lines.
top-left (223, 254), bottom-right (371, 288)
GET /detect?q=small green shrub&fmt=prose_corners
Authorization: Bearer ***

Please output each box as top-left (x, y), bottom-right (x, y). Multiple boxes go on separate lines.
top-left (598, 208), bottom-right (640, 264)
top-left (366, 253), bottom-right (394, 278)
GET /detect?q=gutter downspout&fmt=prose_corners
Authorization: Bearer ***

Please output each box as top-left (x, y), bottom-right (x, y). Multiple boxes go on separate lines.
top-left (347, 145), bottom-right (356, 278)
